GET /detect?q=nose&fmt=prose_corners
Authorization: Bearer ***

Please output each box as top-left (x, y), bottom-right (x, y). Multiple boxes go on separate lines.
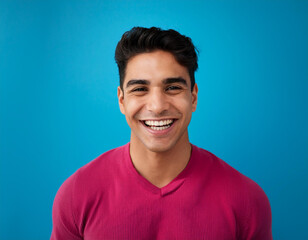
top-left (146, 88), bottom-right (169, 115)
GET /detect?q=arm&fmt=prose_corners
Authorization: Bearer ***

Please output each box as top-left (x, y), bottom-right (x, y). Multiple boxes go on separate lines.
top-left (237, 179), bottom-right (273, 240)
top-left (51, 174), bottom-right (83, 240)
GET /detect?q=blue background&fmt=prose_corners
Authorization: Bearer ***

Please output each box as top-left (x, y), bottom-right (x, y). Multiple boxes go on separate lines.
top-left (1, 0), bottom-right (307, 239)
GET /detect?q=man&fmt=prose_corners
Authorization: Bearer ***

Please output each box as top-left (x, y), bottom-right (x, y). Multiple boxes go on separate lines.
top-left (51, 27), bottom-right (272, 240)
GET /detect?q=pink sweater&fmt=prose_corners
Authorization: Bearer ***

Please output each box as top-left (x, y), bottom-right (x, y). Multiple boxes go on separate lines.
top-left (51, 144), bottom-right (272, 240)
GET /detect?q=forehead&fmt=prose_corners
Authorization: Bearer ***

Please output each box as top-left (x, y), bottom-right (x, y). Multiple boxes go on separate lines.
top-left (124, 50), bottom-right (190, 86)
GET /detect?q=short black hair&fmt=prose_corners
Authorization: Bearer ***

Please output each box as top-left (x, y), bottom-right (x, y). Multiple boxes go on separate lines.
top-left (115, 27), bottom-right (198, 91)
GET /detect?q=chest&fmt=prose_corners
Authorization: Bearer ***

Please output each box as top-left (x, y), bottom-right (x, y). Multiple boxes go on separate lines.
top-left (81, 190), bottom-right (237, 240)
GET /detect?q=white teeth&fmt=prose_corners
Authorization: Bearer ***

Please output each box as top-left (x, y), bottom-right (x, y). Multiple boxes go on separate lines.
top-left (144, 119), bottom-right (173, 127)
top-left (150, 125), bottom-right (170, 131)
top-left (143, 119), bottom-right (174, 131)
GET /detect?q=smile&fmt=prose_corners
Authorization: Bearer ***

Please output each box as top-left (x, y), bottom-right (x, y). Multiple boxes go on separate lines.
top-left (143, 119), bottom-right (174, 131)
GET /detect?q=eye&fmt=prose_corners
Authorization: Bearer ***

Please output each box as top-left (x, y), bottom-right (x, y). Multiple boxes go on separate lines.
top-left (165, 85), bottom-right (182, 92)
top-left (132, 87), bottom-right (147, 92)
top-left (129, 87), bottom-right (148, 95)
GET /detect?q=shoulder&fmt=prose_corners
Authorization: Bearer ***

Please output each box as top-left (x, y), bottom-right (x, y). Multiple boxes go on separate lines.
top-left (54, 143), bottom-right (129, 207)
top-left (192, 144), bottom-right (267, 195)
top-left (192, 145), bottom-right (272, 239)
top-left (76, 143), bottom-right (128, 178)
top-left (51, 144), bottom-right (129, 237)
top-left (65, 143), bottom-right (129, 190)
top-left (80, 144), bottom-right (128, 172)
top-left (191, 145), bottom-right (271, 216)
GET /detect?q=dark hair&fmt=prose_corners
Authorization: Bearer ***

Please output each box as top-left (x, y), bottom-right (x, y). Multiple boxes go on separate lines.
top-left (115, 27), bottom-right (198, 91)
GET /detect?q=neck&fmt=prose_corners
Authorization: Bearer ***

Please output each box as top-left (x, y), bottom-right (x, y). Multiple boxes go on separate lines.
top-left (129, 132), bottom-right (192, 188)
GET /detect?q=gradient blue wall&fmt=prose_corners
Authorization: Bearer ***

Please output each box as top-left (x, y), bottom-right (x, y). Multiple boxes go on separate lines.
top-left (1, 0), bottom-right (307, 239)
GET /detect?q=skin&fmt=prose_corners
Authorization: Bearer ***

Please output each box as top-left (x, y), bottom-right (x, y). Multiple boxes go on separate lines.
top-left (118, 50), bottom-right (198, 188)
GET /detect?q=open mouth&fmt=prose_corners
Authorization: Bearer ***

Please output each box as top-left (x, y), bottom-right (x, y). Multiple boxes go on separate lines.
top-left (142, 119), bottom-right (175, 131)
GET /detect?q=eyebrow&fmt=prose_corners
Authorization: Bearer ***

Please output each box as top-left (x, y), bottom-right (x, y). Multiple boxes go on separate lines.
top-left (126, 79), bottom-right (150, 88)
top-left (125, 77), bottom-right (188, 88)
top-left (163, 77), bottom-right (188, 86)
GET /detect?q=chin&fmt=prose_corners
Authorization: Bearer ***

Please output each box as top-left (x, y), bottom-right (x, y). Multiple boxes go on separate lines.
top-left (143, 141), bottom-right (176, 153)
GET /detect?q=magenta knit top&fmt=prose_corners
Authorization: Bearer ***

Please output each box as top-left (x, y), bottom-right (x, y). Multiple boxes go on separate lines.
top-left (51, 143), bottom-right (272, 240)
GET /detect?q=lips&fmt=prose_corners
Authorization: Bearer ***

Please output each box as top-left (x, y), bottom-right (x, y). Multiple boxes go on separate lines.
top-left (142, 119), bottom-right (175, 131)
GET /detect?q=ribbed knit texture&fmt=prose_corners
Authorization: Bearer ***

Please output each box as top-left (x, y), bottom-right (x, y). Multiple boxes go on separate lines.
top-left (51, 143), bottom-right (272, 240)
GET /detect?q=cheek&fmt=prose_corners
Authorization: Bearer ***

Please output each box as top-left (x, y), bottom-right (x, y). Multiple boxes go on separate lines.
top-left (124, 98), bottom-right (144, 118)
top-left (172, 96), bottom-right (192, 111)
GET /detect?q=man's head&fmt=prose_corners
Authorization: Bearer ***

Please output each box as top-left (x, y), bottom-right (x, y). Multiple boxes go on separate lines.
top-left (115, 27), bottom-right (198, 91)
top-left (115, 27), bottom-right (199, 153)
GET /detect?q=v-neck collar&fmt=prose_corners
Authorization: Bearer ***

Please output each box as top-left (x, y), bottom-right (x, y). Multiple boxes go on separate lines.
top-left (123, 143), bottom-right (195, 196)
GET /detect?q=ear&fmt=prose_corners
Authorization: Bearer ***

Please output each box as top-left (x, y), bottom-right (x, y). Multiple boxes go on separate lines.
top-left (191, 83), bottom-right (198, 112)
top-left (117, 86), bottom-right (125, 115)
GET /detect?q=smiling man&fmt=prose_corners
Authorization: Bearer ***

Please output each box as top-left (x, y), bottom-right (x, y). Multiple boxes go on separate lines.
top-left (51, 27), bottom-right (273, 240)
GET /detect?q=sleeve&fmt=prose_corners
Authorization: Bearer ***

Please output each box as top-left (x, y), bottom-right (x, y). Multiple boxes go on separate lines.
top-left (237, 179), bottom-right (273, 240)
top-left (50, 173), bottom-right (83, 240)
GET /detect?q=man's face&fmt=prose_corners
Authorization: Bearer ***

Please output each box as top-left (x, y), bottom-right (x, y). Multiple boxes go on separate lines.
top-left (118, 50), bottom-right (198, 153)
